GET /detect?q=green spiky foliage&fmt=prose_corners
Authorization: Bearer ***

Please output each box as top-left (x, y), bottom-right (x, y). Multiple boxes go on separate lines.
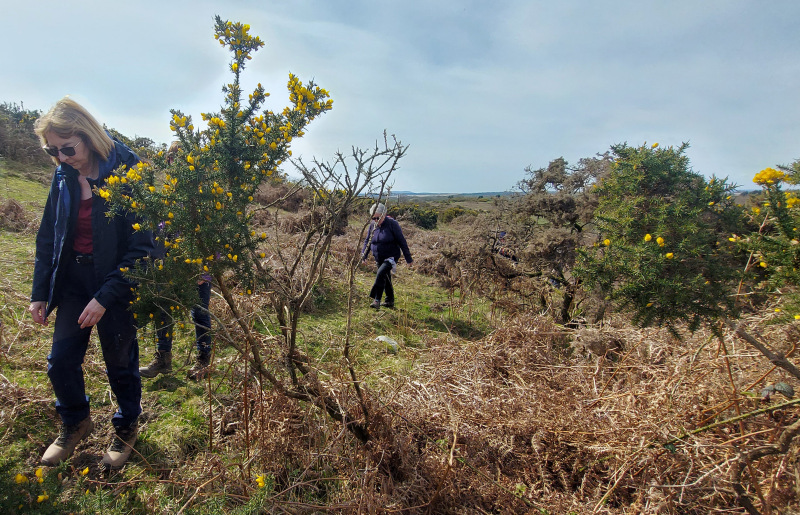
top-left (100, 16), bottom-right (332, 324)
top-left (576, 142), bottom-right (751, 333)
top-left (743, 166), bottom-right (800, 318)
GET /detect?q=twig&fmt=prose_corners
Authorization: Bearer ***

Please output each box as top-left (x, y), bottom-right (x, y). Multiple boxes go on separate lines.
top-left (657, 398), bottom-right (800, 447)
top-left (176, 472), bottom-right (223, 514)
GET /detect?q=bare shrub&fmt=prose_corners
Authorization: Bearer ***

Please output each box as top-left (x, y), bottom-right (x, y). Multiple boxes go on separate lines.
top-left (254, 182), bottom-right (309, 212)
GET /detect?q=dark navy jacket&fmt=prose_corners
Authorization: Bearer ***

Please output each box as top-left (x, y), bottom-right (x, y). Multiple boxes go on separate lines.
top-left (31, 140), bottom-right (155, 316)
top-left (362, 216), bottom-right (413, 264)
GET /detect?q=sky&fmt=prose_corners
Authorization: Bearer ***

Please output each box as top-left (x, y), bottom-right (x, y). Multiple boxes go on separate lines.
top-left (1, 0), bottom-right (798, 193)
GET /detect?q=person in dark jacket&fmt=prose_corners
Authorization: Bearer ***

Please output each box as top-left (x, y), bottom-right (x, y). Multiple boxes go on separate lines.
top-left (29, 97), bottom-right (154, 469)
top-left (361, 203), bottom-right (413, 309)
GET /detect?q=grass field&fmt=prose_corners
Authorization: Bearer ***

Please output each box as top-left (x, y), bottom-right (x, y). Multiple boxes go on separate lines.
top-left (1, 163), bottom-right (799, 514)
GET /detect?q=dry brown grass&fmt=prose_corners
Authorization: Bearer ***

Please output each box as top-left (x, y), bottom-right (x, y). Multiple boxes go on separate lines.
top-left (125, 308), bottom-right (799, 513)
top-left (3, 177), bottom-right (799, 512)
top-left (363, 313), bottom-right (799, 513)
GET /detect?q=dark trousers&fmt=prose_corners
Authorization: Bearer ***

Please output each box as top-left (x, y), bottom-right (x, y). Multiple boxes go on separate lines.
top-left (156, 281), bottom-right (212, 356)
top-left (48, 259), bottom-right (141, 429)
top-left (369, 259), bottom-right (394, 303)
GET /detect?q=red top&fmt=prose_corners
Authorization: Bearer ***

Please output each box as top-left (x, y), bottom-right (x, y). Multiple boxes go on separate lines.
top-left (73, 198), bottom-right (93, 254)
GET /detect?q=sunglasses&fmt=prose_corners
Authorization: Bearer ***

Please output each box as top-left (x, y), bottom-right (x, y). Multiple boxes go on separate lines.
top-left (372, 216), bottom-right (381, 220)
top-left (43, 140), bottom-right (83, 158)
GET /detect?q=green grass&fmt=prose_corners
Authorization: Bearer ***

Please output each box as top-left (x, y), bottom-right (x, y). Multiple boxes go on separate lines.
top-left (0, 164), bottom-right (502, 513)
top-left (0, 163), bottom-right (49, 209)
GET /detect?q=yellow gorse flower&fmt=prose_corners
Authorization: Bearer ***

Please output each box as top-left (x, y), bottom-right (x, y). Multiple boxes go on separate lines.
top-left (644, 234), bottom-right (652, 242)
top-left (753, 167), bottom-right (785, 186)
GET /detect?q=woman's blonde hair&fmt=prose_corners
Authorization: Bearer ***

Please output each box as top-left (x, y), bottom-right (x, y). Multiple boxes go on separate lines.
top-left (166, 141), bottom-right (181, 164)
top-left (34, 96), bottom-right (114, 164)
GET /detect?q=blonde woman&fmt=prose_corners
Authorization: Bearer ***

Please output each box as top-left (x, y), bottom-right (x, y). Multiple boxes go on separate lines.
top-left (29, 97), bottom-right (154, 469)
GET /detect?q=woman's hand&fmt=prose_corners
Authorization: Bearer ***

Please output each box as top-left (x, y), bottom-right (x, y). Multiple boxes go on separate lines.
top-left (29, 301), bottom-right (49, 326)
top-left (78, 298), bottom-right (107, 329)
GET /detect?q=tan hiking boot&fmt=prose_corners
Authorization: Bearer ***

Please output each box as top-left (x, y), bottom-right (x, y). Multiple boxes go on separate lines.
top-left (41, 417), bottom-right (94, 466)
top-left (139, 350), bottom-right (172, 378)
top-left (101, 423), bottom-right (138, 469)
top-left (187, 354), bottom-right (211, 381)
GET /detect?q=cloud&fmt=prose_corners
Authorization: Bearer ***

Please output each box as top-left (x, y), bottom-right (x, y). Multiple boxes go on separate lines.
top-left (2, 0), bottom-right (799, 192)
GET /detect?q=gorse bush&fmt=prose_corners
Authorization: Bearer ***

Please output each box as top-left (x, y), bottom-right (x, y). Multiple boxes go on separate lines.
top-left (0, 102), bottom-right (51, 166)
top-left (439, 205), bottom-right (476, 224)
top-left (576, 142), bottom-right (751, 332)
top-left (102, 15), bottom-right (333, 319)
top-left (102, 15), bottom-right (406, 444)
top-left (387, 203), bottom-right (438, 229)
top-left (742, 164), bottom-right (800, 316)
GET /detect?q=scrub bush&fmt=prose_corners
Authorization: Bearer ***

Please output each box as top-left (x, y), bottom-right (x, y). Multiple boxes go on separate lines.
top-left (576, 142), bottom-right (751, 332)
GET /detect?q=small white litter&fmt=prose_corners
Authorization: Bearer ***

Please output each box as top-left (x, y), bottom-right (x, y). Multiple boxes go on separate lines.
top-left (375, 335), bottom-right (399, 354)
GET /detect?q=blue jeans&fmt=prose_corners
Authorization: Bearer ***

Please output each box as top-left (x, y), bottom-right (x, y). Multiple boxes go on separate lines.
top-left (156, 281), bottom-right (212, 357)
top-left (48, 259), bottom-right (141, 429)
top-left (368, 259), bottom-right (394, 304)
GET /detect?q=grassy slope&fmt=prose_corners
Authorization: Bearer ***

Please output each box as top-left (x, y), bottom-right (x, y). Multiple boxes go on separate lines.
top-left (0, 163), bottom-right (497, 513)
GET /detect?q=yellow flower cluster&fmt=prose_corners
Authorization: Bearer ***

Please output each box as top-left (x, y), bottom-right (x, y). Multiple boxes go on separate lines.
top-left (170, 113), bottom-right (192, 132)
top-left (643, 234), bottom-right (674, 259)
top-left (214, 20), bottom-right (264, 58)
top-left (287, 73), bottom-right (333, 115)
top-left (753, 167), bottom-right (785, 186)
top-left (126, 165), bottom-right (144, 183)
top-left (206, 116), bottom-right (226, 129)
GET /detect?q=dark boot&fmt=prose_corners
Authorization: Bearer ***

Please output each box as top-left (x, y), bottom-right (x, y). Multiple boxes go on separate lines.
top-left (41, 417), bottom-right (94, 466)
top-left (101, 423), bottom-right (138, 469)
top-left (187, 353), bottom-right (211, 381)
top-left (139, 350), bottom-right (172, 378)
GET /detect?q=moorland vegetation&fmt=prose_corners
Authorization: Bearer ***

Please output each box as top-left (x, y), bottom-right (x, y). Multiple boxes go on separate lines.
top-left (1, 16), bottom-right (800, 515)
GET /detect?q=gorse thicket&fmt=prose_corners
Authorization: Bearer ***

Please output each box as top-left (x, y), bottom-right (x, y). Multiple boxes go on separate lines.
top-left (0, 102), bottom-right (51, 166)
top-left (576, 142), bottom-right (752, 333)
top-left (742, 165), bottom-right (800, 319)
top-left (101, 16), bottom-right (332, 320)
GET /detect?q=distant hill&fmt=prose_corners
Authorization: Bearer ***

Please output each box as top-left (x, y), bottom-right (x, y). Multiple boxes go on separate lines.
top-left (389, 191), bottom-right (517, 201)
